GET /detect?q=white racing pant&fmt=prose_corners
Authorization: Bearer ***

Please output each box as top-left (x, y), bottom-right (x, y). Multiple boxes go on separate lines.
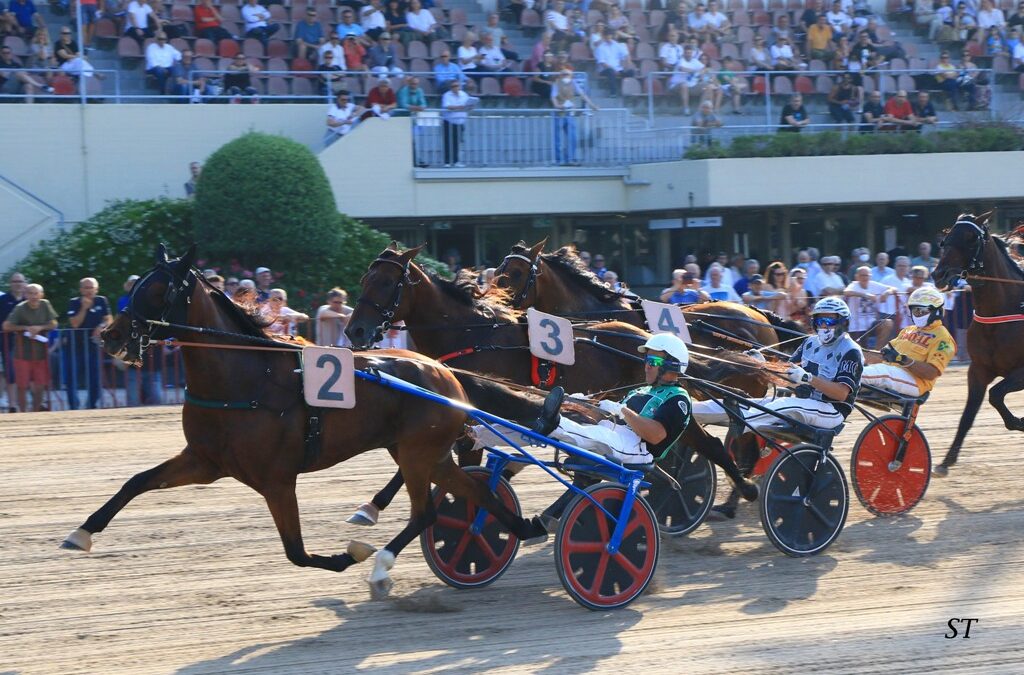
top-left (469, 417), bottom-right (653, 465)
top-left (692, 395), bottom-right (844, 432)
top-left (861, 363), bottom-right (923, 397)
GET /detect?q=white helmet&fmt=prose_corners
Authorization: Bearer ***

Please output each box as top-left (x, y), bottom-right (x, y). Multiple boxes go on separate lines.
top-left (810, 297), bottom-right (850, 345)
top-left (908, 286), bottom-right (944, 326)
top-left (638, 333), bottom-right (689, 374)
top-left (810, 296), bottom-right (851, 319)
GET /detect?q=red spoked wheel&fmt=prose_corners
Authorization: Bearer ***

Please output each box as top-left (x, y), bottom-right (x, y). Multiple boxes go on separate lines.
top-left (851, 415), bottom-right (931, 516)
top-left (420, 466), bottom-right (521, 589)
top-left (554, 484), bottom-right (660, 610)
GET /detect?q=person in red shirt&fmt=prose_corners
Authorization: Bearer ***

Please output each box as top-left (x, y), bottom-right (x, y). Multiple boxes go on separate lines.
top-left (194, 0), bottom-right (234, 43)
top-left (361, 76), bottom-right (397, 119)
top-left (881, 89), bottom-right (917, 131)
top-left (342, 34), bottom-right (367, 71)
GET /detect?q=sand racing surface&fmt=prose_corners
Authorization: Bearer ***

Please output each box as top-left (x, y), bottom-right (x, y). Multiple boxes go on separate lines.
top-left (1, 365), bottom-right (1022, 674)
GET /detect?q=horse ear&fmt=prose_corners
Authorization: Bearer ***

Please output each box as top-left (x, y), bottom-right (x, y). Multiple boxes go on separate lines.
top-left (399, 243), bottom-right (426, 264)
top-left (155, 243), bottom-right (168, 265)
top-left (979, 209), bottom-right (996, 226)
top-left (180, 243), bottom-right (197, 268)
top-left (387, 240), bottom-right (400, 252)
top-left (528, 238), bottom-right (548, 260)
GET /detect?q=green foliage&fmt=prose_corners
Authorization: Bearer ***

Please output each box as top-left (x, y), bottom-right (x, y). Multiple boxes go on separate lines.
top-left (683, 123), bottom-right (1024, 159)
top-left (7, 198), bottom-right (194, 314)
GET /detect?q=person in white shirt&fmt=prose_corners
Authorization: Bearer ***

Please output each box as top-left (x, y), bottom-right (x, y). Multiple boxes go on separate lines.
top-left (687, 4), bottom-right (712, 42)
top-left (977, 0), bottom-right (1005, 29)
top-left (702, 264), bottom-right (742, 302)
top-left (825, 0), bottom-right (853, 38)
top-left (658, 26), bottom-right (684, 70)
top-left (870, 251), bottom-right (893, 282)
top-left (457, 32), bottom-right (481, 71)
top-left (880, 256), bottom-right (914, 327)
top-left (441, 79), bottom-right (473, 166)
top-left (704, 0), bottom-right (731, 39)
top-left (145, 33), bottom-right (180, 94)
top-left (319, 35), bottom-right (346, 68)
top-left (594, 29), bottom-right (635, 94)
top-left (808, 255), bottom-right (846, 297)
top-left (360, 0), bottom-right (387, 41)
top-left (325, 89), bottom-right (362, 142)
top-left (844, 265), bottom-right (895, 344)
top-left (770, 35), bottom-right (801, 69)
top-left (266, 289), bottom-right (308, 336)
top-left (242, 0), bottom-right (280, 45)
top-left (669, 44), bottom-right (704, 115)
top-left (315, 288), bottom-right (353, 347)
top-left (477, 33), bottom-right (509, 73)
top-left (545, 0), bottom-right (570, 45)
top-left (405, 0), bottom-right (446, 44)
top-left (124, 0), bottom-right (155, 43)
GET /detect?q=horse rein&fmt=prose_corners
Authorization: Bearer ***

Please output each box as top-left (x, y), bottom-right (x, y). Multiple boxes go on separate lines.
top-left (496, 252), bottom-right (539, 309)
top-left (357, 256), bottom-right (415, 342)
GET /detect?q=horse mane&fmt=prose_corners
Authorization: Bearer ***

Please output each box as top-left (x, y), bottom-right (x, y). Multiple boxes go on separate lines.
top-left (990, 235), bottom-right (1024, 280)
top-left (541, 246), bottom-right (631, 305)
top-left (206, 282), bottom-right (273, 336)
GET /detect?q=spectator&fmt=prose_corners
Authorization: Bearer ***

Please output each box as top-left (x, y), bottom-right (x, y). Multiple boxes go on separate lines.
top-left (361, 0), bottom-right (387, 41)
top-left (691, 99), bottom-right (722, 144)
top-left (145, 31), bottom-right (181, 94)
top-left (860, 90), bottom-right (885, 132)
top-left (661, 269), bottom-right (709, 304)
top-left (881, 89), bottom-right (916, 131)
top-left (911, 91), bottom-right (938, 130)
top-left (316, 50), bottom-right (345, 95)
top-left (658, 26), bottom-right (683, 71)
top-left (687, 3), bottom-right (712, 42)
top-left (578, 250), bottom-right (592, 268)
top-left (238, 279), bottom-right (256, 292)
top-left (335, 8), bottom-right (368, 43)
top-left (743, 274), bottom-right (786, 312)
top-left (594, 28), bottom-right (635, 95)
top-left (362, 76), bottom-right (397, 119)
top-left (195, 0), bottom-right (234, 44)
top-left (477, 32), bottom-right (510, 74)
top-left (807, 14), bottom-right (836, 61)
top-left (826, 0), bottom-right (853, 39)
top-left (342, 34), bottom-right (368, 72)
top-left (29, 26), bottom-right (57, 69)
top-left (8, 0), bottom-right (35, 38)
top-left (0, 44), bottom-right (49, 101)
top-left (590, 253), bottom-right (608, 279)
top-left (315, 288), bottom-right (353, 346)
top-left (77, 0), bottom-right (102, 49)
top-left (242, 0), bottom-right (280, 46)
top-left (705, 0), bottom-right (731, 39)
top-left (764, 261), bottom-right (794, 318)
top-left (716, 57), bottom-right (746, 113)
top-left (367, 31), bottom-right (402, 77)
top-left (733, 259), bottom-right (761, 295)
top-left (670, 44), bottom-right (703, 115)
top-left (911, 242), bottom-right (939, 272)
top-left (480, 13), bottom-right (505, 45)
top-left (0, 272), bottom-right (26, 412)
top-left (255, 266), bottom-right (274, 301)
top-left (952, 2), bottom-right (978, 42)
top-left (224, 277), bottom-right (239, 296)
top-left (871, 251), bottom-right (894, 281)
top-left (441, 79), bottom-right (472, 167)
top-left (748, 35), bottom-right (772, 71)
top-left (383, 0), bottom-right (407, 36)
top-left (116, 274), bottom-right (139, 312)
top-left (405, 0), bottom-right (446, 45)
top-left (319, 34), bottom-right (346, 68)
top-left (2, 283), bottom-right (56, 412)
top-left (530, 50), bottom-right (557, 98)
top-left (958, 50), bottom-right (984, 110)
top-left (808, 255), bottom-right (846, 297)
top-left (207, 275), bottom-right (225, 292)
top-left (551, 67), bottom-right (598, 165)
top-left (779, 94), bottom-right (810, 132)
top-left (788, 267), bottom-right (812, 326)
top-left (184, 161), bottom-right (200, 197)
top-left (124, 0), bottom-right (155, 44)
top-left (882, 256), bottom-right (914, 327)
top-left (770, 13), bottom-right (795, 46)
top-left (150, 0), bottom-right (189, 40)
top-left (844, 265), bottom-right (895, 344)
top-left (770, 35), bottom-right (802, 70)
top-left (801, 0), bottom-right (827, 31)
top-left (397, 75), bottom-right (427, 112)
top-left (703, 252), bottom-right (734, 286)
top-left (224, 53), bottom-right (260, 103)
top-left (293, 7), bottom-right (326, 62)
top-left (703, 264), bottom-right (742, 302)
top-left (64, 277), bottom-right (111, 410)
top-left (457, 31), bottom-right (481, 74)
top-left (606, 4), bottom-right (637, 43)
top-left (978, 0), bottom-right (1006, 30)
top-left (266, 289), bottom-right (308, 336)
top-left (433, 50), bottom-right (466, 89)
top-left (827, 72), bottom-right (857, 126)
top-left (545, 0), bottom-right (571, 49)
top-left (909, 265), bottom-right (934, 291)
top-left (603, 271), bottom-right (626, 292)
top-left (171, 51), bottom-right (213, 103)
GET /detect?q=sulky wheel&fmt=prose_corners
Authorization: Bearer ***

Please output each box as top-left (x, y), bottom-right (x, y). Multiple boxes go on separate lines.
top-left (643, 446), bottom-right (716, 537)
top-left (555, 483), bottom-right (660, 610)
top-left (759, 445), bottom-right (849, 557)
top-left (420, 466), bottom-right (521, 589)
top-left (851, 415), bottom-right (931, 516)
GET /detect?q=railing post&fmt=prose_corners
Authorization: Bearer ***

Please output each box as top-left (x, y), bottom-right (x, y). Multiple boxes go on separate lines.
top-left (647, 72), bottom-right (654, 125)
top-left (114, 70), bottom-right (122, 104)
top-left (764, 72), bottom-right (771, 127)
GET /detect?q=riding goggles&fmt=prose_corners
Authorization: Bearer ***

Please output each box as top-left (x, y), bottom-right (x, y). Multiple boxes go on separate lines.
top-left (909, 306), bottom-right (932, 317)
top-left (811, 316), bottom-right (841, 328)
top-left (645, 355), bottom-right (682, 372)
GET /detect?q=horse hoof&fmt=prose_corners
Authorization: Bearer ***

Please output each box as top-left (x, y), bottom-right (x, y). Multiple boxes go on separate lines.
top-left (369, 576), bottom-right (394, 600)
top-left (347, 540), bottom-right (377, 563)
top-left (932, 464), bottom-right (949, 478)
top-left (60, 528), bottom-right (93, 552)
top-left (739, 479), bottom-right (759, 502)
top-left (346, 503), bottom-right (380, 527)
top-left (707, 505), bottom-right (736, 521)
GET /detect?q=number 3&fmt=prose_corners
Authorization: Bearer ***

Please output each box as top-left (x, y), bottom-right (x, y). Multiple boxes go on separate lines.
top-left (538, 318), bottom-right (563, 355)
top-left (316, 353), bottom-right (346, 401)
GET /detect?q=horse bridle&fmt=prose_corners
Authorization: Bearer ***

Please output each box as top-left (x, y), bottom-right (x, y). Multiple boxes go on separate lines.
top-left (357, 256), bottom-right (415, 343)
top-left (941, 218), bottom-right (989, 284)
top-left (496, 253), bottom-right (539, 309)
top-left (123, 261), bottom-right (195, 362)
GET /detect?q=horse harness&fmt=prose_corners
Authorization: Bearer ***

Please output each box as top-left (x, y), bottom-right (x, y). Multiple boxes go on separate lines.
top-left (357, 256), bottom-right (416, 341)
top-left (942, 218), bottom-right (1024, 322)
top-left (496, 252), bottom-right (539, 309)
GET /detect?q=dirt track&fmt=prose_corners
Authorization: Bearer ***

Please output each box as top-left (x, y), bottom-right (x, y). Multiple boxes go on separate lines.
top-left (2, 365), bottom-right (1023, 674)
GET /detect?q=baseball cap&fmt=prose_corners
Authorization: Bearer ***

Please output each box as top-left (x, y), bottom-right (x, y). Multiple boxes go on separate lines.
top-left (822, 255), bottom-right (841, 264)
top-left (749, 274), bottom-right (764, 283)
top-left (380, 31), bottom-right (391, 38)
top-left (255, 266), bottom-right (271, 274)
top-left (681, 271), bottom-right (696, 281)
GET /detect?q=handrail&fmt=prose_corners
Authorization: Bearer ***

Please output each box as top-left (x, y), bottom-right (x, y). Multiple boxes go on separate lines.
top-left (0, 173), bottom-right (65, 229)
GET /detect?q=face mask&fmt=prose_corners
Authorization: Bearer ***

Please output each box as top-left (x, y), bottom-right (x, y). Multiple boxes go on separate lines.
top-left (858, 253), bottom-right (869, 262)
top-left (560, 76), bottom-right (572, 83)
top-left (817, 327), bottom-right (836, 344)
top-left (912, 314), bottom-right (932, 328)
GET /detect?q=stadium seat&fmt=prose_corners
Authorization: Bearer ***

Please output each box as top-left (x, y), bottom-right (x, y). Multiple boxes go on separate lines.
top-left (51, 74), bottom-right (75, 95)
top-left (569, 42), bottom-right (591, 62)
top-left (94, 18), bottom-right (117, 49)
top-left (171, 4), bottom-right (191, 22)
top-left (430, 41), bottom-right (448, 59)
top-left (220, 4), bottom-right (241, 21)
top-left (720, 42), bottom-right (740, 60)
top-left (407, 40), bottom-right (428, 59)
top-left (292, 76), bottom-right (315, 97)
top-left (170, 38), bottom-right (188, 53)
top-left (587, 9), bottom-right (603, 24)
top-left (503, 76), bottom-right (524, 96)
top-left (243, 38), bottom-right (265, 58)
top-left (752, 11), bottom-right (771, 26)
top-left (409, 57), bottom-right (431, 73)
top-left (450, 23), bottom-right (468, 42)
top-left (748, 0), bottom-right (766, 9)
top-left (117, 36), bottom-right (143, 68)
top-left (194, 38), bottom-right (216, 57)
top-left (291, 56), bottom-right (314, 74)
top-left (84, 76), bottom-right (104, 99)
top-left (621, 76), bottom-right (642, 96)
top-left (267, 57), bottom-right (289, 73)
top-left (267, 40), bottom-right (289, 59)
top-left (751, 74), bottom-right (766, 94)
top-left (219, 39), bottom-right (241, 58)
top-left (267, 76), bottom-right (289, 97)
top-left (701, 42), bottom-right (719, 60)
top-left (636, 42), bottom-right (655, 60)
top-left (890, 57), bottom-right (907, 71)
top-left (897, 74), bottom-right (915, 92)
top-left (194, 56), bottom-right (215, 73)
top-left (815, 74), bottom-right (833, 94)
top-left (449, 7), bottom-right (467, 24)
top-left (794, 75), bottom-right (814, 94)
top-left (994, 54), bottom-right (1011, 73)
top-left (861, 74), bottom-right (875, 93)
top-left (520, 9), bottom-right (542, 29)
top-left (3, 35), bottom-right (28, 56)
top-left (771, 75), bottom-right (793, 94)
top-left (648, 10), bottom-right (666, 31)
top-left (480, 77), bottom-right (502, 96)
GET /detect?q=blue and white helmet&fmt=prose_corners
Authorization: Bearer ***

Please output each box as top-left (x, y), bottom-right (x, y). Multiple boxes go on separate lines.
top-left (810, 296), bottom-right (851, 319)
top-left (809, 297), bottom-right (850, 345)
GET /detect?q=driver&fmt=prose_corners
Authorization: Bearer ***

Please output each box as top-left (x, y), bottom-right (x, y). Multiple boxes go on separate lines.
top-left (862, 287), bottom-right (955, 397)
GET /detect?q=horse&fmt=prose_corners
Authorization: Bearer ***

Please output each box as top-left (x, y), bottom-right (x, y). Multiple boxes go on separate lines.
top-left (343, 242), bottom-right (779, 525)
top-left (932, 211), bottom-right (1024, 476)
top-left (59, 245), bottom-right (548, 597)
top-left (493, 239), bottom-right (805, 353)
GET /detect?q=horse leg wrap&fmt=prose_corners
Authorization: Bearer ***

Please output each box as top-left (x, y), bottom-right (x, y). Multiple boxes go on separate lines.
top-left (368, 549), bottom-right (396, 600)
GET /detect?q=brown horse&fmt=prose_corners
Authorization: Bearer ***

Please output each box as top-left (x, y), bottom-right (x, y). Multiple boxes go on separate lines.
top-left (343, 243), bottom-right (776, 524)
top-left (60, 245), bottom-right (548, 596)
top-left (932, 211), bottom-right (1024, 476)
top-left (493, 239), bottom-right (806, 353)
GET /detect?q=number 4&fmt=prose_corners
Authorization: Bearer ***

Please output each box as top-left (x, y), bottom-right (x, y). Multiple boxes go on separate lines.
top-left (658, 308), bottom-right (680, 335)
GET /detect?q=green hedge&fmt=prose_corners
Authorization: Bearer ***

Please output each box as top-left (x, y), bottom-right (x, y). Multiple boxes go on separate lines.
top-left (683, 123), bottom-right (1024, 159)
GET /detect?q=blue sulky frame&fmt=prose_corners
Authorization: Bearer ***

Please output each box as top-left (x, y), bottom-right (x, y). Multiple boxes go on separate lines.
top-left (356, 368), bottom-right (651, 557)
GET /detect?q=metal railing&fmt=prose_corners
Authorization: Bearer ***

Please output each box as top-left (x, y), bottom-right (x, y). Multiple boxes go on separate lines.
top-left (643, 68), bottom-right (998, 125)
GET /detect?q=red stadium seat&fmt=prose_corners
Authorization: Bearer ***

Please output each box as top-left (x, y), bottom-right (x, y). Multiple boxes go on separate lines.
top-left (219, 39), bottom-right (241, 58)
top-left (243, 38), bottom-right (265, 58)
top-left (51, 74), bottom-right (75, 95)
top-left (267, 40), bottom-right (289, 59)
top-left (291, 56), bottom-right (314, 73)
top-left (751, 74), bottom-right (766, 94)
top-left (794, 75), bottom-right (814, 94)
top-left (503, 76), bottom-right (524, 96)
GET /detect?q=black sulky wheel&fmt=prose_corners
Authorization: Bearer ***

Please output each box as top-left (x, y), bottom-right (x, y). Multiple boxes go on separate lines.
top-left (851, 415), bottom-right (931, 516)
top-left (759, 445), bottom-right (849, 557)
top-left (642, 446), bottom-right (716, 537)
top-left (555, 483), bottom-right (660, 610)
top-left (420, 466), bottom-right (521, 589)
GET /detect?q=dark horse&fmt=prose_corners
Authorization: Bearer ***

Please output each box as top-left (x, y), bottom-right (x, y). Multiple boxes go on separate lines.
top-left (60, 245), bottom-right (547, 596)
top-left (932, 211), bottom-right (1024, 476)
top-left (493, 239), bottom-right (805, 353)
top-left (343, 243), bottom-right (777, 524)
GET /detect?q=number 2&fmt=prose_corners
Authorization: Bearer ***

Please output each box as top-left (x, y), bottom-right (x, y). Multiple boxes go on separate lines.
top-left (538, 318), bottom-right (563, 355)
top-left (316, 353), bottom-right (346, 401)
top-left (657, 308), bottom-right (680, 335)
